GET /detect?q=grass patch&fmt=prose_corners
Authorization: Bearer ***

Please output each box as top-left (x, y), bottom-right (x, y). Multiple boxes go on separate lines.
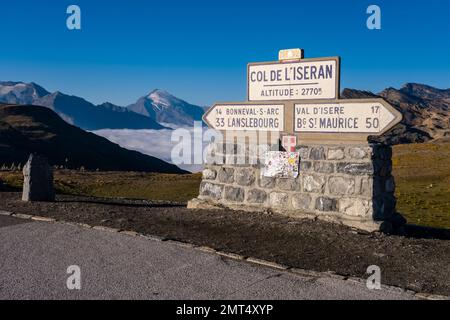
top-left (393, 142), bottom-right (450, 229)
top-left (0, 170), bottom-right (202, 203)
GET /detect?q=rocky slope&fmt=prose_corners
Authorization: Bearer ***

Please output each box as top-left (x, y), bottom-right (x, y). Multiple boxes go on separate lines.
top-left (341, 83), bottom-right (450, 144)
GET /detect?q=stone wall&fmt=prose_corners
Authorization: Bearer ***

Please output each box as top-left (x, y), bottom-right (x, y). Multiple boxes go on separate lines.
top-left (188, 142), bottom-right (400, 232)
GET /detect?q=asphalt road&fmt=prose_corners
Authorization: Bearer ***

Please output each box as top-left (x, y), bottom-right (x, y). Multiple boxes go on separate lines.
top-left (0, 215), bottom-right (415, 300)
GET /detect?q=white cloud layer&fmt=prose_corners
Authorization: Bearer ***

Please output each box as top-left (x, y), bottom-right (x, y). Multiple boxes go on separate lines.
top-left (92, 128), bottom-right (206, 173)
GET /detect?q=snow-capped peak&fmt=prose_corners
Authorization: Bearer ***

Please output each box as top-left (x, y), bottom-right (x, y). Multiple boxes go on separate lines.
top-left (127, 89), bottom-right (205, 127)
top-left (146, 89), bottom-right (181, 108)
top-left (0, 81), bottom-right (50, 105)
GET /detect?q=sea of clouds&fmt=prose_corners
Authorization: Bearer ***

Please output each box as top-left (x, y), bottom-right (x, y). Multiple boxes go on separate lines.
top-left (92, 127), bottom-right (207, 173)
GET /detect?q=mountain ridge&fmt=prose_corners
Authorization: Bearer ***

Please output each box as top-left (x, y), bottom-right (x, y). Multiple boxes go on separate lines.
top-left (0, 82), bottom-right (166, 131)
top-left (0, 81), bottom-right (205, 129)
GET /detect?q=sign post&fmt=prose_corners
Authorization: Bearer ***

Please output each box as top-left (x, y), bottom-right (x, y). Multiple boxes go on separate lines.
top-left (192, 48), bottom-right (405, 233)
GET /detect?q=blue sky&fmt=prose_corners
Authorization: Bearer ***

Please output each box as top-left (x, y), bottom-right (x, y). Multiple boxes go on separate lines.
top-left (0, 0), bottom-right (449, 106)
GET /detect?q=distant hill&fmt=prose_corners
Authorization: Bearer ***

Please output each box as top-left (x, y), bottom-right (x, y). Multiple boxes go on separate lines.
top-left (0, 103), bottom-right (187, 173)
top-left (127, 89), bottom-right (205, 127)
top-left (0, 82), bottom-right (165, 130)
top-left (341, 83), bottom-right (450, 144)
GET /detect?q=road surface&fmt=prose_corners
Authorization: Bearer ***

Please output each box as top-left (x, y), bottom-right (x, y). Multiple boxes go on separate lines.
top-left (0, 215), bottom-right (415, 300)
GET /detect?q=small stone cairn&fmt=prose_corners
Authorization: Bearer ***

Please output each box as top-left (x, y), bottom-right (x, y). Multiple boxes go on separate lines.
top-left (22, 154), bottom-right (55, 202)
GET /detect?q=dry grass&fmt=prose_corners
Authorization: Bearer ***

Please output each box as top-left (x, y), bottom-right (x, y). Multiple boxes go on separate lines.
top-left (0, 170), bottom-right (202, 203)
top-left (393, 142), bottom-right (450, 229)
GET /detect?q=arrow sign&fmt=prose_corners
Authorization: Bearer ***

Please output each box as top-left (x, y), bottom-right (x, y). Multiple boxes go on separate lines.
top-left (294, 98), bottom-right (402, 135)
top-left (203, 103), bottom-right (285, 132)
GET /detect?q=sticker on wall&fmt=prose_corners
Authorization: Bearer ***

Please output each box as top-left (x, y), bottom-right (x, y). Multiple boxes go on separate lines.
top-left (261, 151), bottom-right (300, 178)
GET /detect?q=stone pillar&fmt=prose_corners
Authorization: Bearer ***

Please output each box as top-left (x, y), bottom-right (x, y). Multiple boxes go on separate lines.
top-left (22, 154), bottom-right (55, 202)
top-left (188, 142), bottom-right (404, 232)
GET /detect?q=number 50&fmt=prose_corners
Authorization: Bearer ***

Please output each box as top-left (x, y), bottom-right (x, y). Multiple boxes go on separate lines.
top-left (365, 117), bottom-right (379, 129)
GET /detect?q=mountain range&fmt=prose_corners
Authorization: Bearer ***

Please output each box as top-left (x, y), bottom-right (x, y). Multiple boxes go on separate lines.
top-left (341, 83), bottom-right (450, 144)
top-left (1, 81), bottom-right (449, 145)
top-left (0, 103), bottom-right (186, 173)
top-left (0, 81), bottom-right (204, 130)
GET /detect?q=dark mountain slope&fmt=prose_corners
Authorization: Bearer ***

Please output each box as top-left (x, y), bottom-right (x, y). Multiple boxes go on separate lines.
top-left (0, 104), bottom-right (186, 173)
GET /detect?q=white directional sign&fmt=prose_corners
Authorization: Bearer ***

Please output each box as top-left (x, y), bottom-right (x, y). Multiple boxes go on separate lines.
top-left (294, 99), bottom-right (402, 135)
top-left (248, 57), bottom-right (340, 101)
top-left (203, 103), bottom-right (284, 131)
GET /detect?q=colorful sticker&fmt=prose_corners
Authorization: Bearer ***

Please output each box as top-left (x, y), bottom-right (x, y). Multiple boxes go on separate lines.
top-left (261, 151), bottom-right (300, 178)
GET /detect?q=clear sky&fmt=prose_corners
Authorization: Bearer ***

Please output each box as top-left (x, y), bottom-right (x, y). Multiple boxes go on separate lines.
top-left (1, 0), bottom-right (449, 106)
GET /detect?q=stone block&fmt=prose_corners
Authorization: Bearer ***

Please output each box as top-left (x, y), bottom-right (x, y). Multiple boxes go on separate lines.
top-left (303, 174), bottom-right (326, 193)
top-left (236, 168), bottom-right (255, 186)
top-left (348, 147), bottom-right (370, 159)
top-left (359, 177), bottom-right (373, 196)
top-left (339, 198), bottom-right (372, 217)
top-left (314, 162), bottom-right (334, 174)
top-left (310, 147), bottom-right (326, 160)
top-left (202, 168), bottom-right (216, 180)
top-left (259, 176), bottom-right (276, 189)
top-left (315, 197), bottom-right (337, 212)
top-left (292, 194), bottom-right (312, 210)
top-left (217, 167), bottom-right (235, 183)
top-left (276, 178), bottom-right (299, 191)
top-left (224, 186), bottom-right (245, 202)
top-left (336, 162), bottom-right (374, 175)
top-left (300, 161), bottom-right (312, 171)
top-left (327, 148), bottom-right (345, 160)
top-left (199, 182), bottom-right (223, 200)
top-left (296, 146), bottom-right (310, 159)
top-left (328, 176), bottom-right (355, 195)
top-left (246, 189), bottom-right (267, 204)
top-left (270, 192), bottom-right (289, 208)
